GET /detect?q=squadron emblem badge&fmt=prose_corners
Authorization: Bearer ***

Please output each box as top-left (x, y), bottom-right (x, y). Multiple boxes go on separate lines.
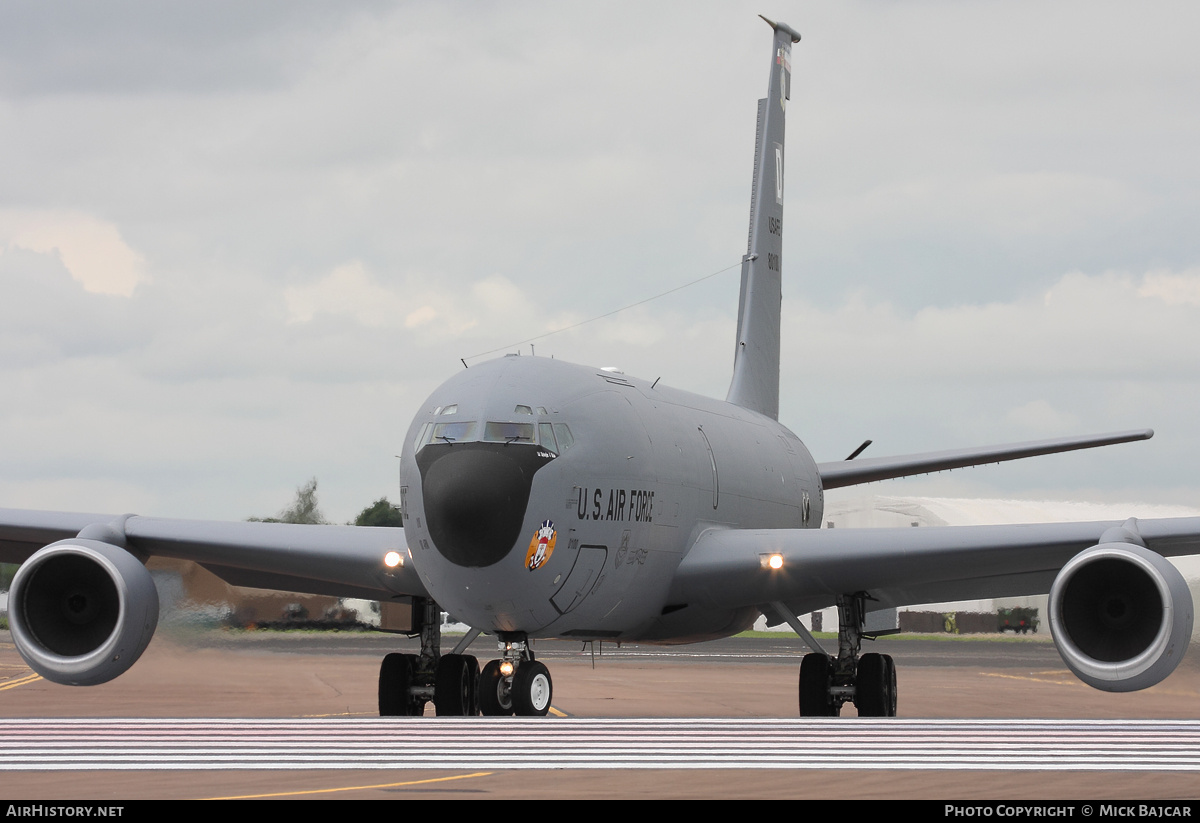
top-left (525, 519), bottom-right (557, 571)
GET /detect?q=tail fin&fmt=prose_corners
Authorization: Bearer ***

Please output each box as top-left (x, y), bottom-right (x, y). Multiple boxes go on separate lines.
top-left (726, 17), bottom-right (800, 421)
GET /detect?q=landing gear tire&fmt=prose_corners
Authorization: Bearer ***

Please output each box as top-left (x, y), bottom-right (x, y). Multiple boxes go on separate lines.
top-left (512, 660), bottom-right (553, 716)
top-left (798, 652), bottom-right (835, 717)
top-left (463, 654), bottom-right (480, 709)
top-left (855, 652), bottom-right (896, 717)
top-left (478, 659), bottom-right (514, 716)
top-left (883, 653), bottom-right (897, 716)
top-left (379, 652), bottom-right (421, 717)
top-left (435, 654), bottom-right (479, 716)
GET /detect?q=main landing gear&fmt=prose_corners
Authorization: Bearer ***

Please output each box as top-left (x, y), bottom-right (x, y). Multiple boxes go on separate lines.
top-left (377, 598), bottom-right (553, 717)
top-left (378, 598), bottom-right (480, 717)
top-left (796, 593), bottom-right (897, 717)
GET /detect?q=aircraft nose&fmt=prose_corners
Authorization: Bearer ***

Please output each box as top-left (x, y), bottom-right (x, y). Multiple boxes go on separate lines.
top-left (417, 442), bottom-right (555, 567)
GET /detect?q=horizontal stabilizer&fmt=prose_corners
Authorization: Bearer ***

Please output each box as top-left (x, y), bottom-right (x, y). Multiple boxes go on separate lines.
top-left (817, 429), bottom-right (1153, 490)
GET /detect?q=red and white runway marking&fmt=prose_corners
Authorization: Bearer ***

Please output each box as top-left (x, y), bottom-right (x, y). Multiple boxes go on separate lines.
top-left (1, 718), bottom-right (1198, 771)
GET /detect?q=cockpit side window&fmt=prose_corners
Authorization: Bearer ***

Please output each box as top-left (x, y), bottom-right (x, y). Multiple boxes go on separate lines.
top-left (553, 423), bottom-right (575, 453)
top-left (413, 421), bottom-right (432, 450)
top-left (538, 422), bottom-right (557, 453)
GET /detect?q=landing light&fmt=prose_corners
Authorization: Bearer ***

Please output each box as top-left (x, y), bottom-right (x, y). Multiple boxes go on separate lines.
top-left (500, 661), bottom-right (514, 677)
top-left (766, 553), bottom-right (784, 570)
top-left (384, 551), bottom-right (403, 568)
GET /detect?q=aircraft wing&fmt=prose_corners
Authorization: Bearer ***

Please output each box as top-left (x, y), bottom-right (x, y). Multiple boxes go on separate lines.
top-left (0, 508), bottom-right (427, 601)
top-left (669, 516), bottom-right (1200, 616)
top-left (817, 429), bottom-right (1154, 490)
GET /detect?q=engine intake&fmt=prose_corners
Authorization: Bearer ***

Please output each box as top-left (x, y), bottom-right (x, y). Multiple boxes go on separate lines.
top-left (9, 540), bottom-right (159, 686)
top-left (1049, 542), bottom-right (1192, 692)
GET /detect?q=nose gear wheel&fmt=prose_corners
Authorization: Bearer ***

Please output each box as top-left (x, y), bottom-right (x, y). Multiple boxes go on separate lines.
top-left (513, 660), bottom-right (553, 716)
top-left (478, 639), bottom-right (554, 717)
top-left (478, 659), bottom-right (514, 716)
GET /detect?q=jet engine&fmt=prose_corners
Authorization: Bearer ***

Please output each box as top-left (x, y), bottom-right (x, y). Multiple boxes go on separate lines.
top-left (8, 539), bottom-right (159, 686)
top-left (1049, 541), bottom-right (1192, 692)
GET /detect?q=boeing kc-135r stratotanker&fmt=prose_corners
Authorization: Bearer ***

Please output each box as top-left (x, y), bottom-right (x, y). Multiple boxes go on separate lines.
top-left (2, 17), bottom-right (1198, 718)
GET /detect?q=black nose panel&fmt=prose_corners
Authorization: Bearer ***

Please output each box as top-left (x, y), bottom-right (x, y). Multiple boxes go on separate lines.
top-left (417, 442), bottom-right (555, 567)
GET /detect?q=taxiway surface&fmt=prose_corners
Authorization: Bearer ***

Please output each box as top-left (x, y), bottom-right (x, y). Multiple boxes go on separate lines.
top-left (1, 629), bottom-right (1198, 799)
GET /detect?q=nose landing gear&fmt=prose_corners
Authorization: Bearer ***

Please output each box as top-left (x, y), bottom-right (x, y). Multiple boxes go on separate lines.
top-left (478, 639), bottom-right (553, 717)
top-left (478, 659), bottom-right (514, 715)
top-left (514, 660), bottom-right (553, 715)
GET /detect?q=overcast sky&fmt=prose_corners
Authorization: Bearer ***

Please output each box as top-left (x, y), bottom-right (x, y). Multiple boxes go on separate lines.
top-left (2, 1), bottom-right (1199, 523)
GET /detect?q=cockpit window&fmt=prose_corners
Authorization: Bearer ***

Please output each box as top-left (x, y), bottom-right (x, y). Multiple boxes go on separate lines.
top-left (484, 421), bottom-right (534, 443)
top-left (431, 421), bottom-right (476, 443)
top-left (538, 422), bottom-right (557, 453)
top-left (553, 423), bottom-right (575, 453)
top-left (413, 422), bottom-right (432, 450)
top-left (514, 404), bottom-right (532, 415)
top-left (416, 418), bottom-right (568, 451)
top-left (439, 404), bottom-right (458, 415)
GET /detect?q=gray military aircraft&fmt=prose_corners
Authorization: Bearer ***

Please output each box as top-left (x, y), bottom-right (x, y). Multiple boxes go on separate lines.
top-left (2, 17), bottom-right (1198, 718)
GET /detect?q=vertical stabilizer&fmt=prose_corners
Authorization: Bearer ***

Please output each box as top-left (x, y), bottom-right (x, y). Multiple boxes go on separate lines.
top-left (726, 17), bottom-right (800, 421)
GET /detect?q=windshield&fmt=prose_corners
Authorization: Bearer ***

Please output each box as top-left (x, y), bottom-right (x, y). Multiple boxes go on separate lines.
top-left (484, 422), bottom-right (535, 443)
top-left (431, 421), bottom-right (476, 443)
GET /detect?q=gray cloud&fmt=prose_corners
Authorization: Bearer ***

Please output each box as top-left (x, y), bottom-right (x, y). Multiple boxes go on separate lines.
top-left (0, 1), bottom-right (383, 96)
top-left (2, 1), bottom-right (1199, 521)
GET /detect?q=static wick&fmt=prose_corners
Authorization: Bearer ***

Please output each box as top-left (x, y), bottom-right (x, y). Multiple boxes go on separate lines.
top-left (461, 358), bottom-right (469, 369)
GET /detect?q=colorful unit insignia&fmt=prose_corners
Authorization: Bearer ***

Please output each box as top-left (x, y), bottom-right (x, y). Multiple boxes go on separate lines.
top-left (526, 519), bottom-right (557, 571)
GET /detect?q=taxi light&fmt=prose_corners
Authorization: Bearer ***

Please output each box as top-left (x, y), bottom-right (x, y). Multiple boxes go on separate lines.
top-left (384, 551), bottom-right (403, 568)
top-left (763, 553), bottom-right (784, 570)
top-left (499, 661), bottom-right (514, 677)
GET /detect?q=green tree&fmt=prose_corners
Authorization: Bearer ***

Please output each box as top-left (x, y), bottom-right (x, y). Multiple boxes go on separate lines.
top-left (354, 498), bottom-right (404, 527)
top-left (249, 478), bottom-right (327, 525)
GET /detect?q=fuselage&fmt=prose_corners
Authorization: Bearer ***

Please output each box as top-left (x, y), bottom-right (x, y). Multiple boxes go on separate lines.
top-left (399, 354), bottom-right (823, 643)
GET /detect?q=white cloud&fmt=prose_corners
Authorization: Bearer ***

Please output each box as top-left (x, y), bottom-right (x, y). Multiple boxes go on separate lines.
top-left (3, 2), bottom-right (1200, 521)
top-left (283, 260), bottom-right (402, 326)
top-left (0, 209), bottom-right (147, 297)
top-left (1138, 269), bottom-right (1200, 307)
top-left (283, 263), bottom-right (541, 345)
top-left (404, 305), bottom-right (438, 329)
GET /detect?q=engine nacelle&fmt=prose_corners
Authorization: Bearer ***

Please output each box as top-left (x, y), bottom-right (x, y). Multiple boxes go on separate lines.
top-left (1049, 542), bottom-right (1192, 692)
top-left (8, 539), bottom-right (159, 686)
